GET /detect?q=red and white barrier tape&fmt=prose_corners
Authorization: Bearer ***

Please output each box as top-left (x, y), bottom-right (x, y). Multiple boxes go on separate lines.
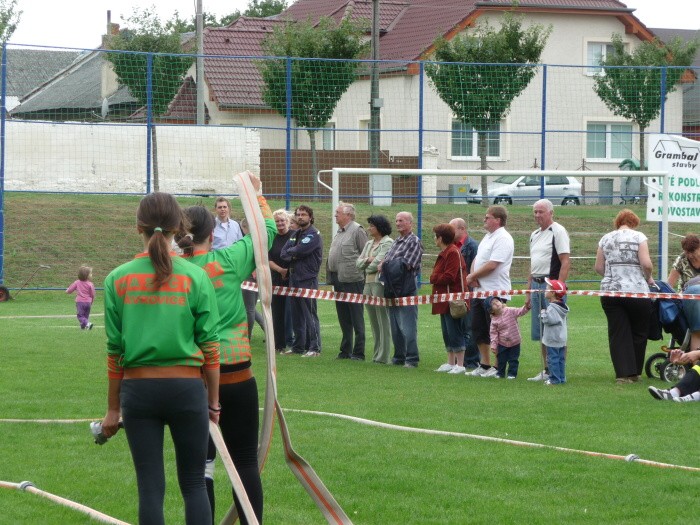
top-left (241, 281), bottom-right (700, 307)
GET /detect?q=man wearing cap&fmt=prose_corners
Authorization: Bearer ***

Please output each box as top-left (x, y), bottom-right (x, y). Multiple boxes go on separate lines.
top-left (525, 199), bottom-right (571, 382)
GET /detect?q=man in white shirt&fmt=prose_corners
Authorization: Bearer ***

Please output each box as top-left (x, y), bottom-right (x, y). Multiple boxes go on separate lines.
top-left (212, 197), bottom-right (243, 250)
top-left (525, 199), bottom-right (571, 381)
top-left (465, 206), bottom-right (514, 377)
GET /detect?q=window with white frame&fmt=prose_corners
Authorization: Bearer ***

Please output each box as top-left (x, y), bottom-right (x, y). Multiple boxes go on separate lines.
top-left (586, 123), bottom-right (633, 160)
top-left (451, 120), bottom-right (500, 159)
top-left (322, 123), bottom-right (335, 150)
top-left (587, 42), bottom-right (616, 75)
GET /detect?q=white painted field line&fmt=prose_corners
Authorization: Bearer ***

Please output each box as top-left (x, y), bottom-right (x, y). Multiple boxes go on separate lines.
top-left (0, 313), bottom-right (104, 319)
top-left (283, 408), bottom-right (700, 473)
top-left (4, 413), bottom-right (698, 473)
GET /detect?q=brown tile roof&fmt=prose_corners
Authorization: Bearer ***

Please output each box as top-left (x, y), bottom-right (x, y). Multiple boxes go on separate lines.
top-left (185, 0), bottom-right (650, 112)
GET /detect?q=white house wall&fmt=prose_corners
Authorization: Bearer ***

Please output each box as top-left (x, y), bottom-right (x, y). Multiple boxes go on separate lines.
top-left (209, 11), bottom-right (684, 196)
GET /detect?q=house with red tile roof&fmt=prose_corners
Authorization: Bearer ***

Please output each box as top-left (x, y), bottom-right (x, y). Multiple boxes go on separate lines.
top-left (169, 0), bottom-right (687, 183)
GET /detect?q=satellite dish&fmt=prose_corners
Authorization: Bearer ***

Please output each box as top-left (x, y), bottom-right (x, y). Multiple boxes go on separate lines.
top-left (101, 98), bottom-right (109, 119)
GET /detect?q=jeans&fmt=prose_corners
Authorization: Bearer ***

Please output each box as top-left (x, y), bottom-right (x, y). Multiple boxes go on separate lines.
top-left (389, 304), bottom-right (419, 365)
top-left (496, 344), bottom-right (520, 378)
top-left (683, 284), bottom-right (700, 332)
top-left (461, 310), bottom-right (479, 367)
top-left (440, 313), bottom-right (466, 352)
top-left (531, 281), bottom-right (567, 341)
top-left (546, 346), bottom-right (567, 384)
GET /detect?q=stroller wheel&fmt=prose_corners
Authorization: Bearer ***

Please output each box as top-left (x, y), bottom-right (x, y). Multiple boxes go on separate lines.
top-left (644, 352), bottom-right (668, 379)
top-left (661, 362), bottom-right (687, 383)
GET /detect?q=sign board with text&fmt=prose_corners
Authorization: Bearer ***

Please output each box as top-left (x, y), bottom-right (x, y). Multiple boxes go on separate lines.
top-left (647, 134), bottom-right (700, 223)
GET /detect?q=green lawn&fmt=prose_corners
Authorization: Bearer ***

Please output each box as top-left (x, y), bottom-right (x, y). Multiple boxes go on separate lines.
top-left (1, 290), bottom-right (697, 524)
top-left (2, 192), bottom-right (690, 292)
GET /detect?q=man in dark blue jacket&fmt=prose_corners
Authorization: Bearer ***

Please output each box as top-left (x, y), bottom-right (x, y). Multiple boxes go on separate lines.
top-left (281, 205), bottom-right (323, 356)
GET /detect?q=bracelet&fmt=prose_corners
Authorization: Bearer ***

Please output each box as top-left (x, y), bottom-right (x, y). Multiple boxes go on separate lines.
top-left (208, 404), bottom-right (221, 412)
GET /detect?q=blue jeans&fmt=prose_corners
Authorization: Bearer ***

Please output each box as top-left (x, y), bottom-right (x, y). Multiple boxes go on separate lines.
top-left (683, 284), bottom-right (700, 332)
top-left (531, 281), bottom-right (567, 341)
top-left (389, 305), bottom-right (419, 365)
top-left (461, 309), bottom-right (479, 367)
top-left (440, 313), bottom-right (466, 352)
top-left (496, 344), bottom-right (520, 378)
top-left (546, 346), bottom-right (567, 384)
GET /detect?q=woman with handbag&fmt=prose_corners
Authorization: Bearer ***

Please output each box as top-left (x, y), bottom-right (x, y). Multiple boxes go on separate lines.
top-left (430, 223), bottom-right (469, 374)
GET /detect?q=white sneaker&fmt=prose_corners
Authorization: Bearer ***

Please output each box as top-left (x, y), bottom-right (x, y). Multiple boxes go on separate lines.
top-left (468, 367), bottom-right (487, 376)
top-left (507, 375), bottom-right (516, 380)
top-left (302, 351), bottom-right (320, 357)
top-left (482, 367), bottom-right (499, 378)
top-left (527, 370), bottom-right (549, 382)
top-left (673, 393), bottom-right (699, 403)
top-left (448, 365), bottom-right (466, 374)
top-left (435, 363), bottom-right (454, 372)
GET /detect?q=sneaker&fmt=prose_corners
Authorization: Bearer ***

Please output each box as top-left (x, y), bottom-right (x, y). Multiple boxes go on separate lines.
top-left (302, 351), bottom-right (320, 357)
top-left (507, 375), bottom-right (516, 380)
top-left (482, 367), bottom-right (499, 378)
top-left (87, 322), bottom-right (94, 330)
top-left (544, 379), bottom-right (554, 386)
top-left (648, 386), bottom-right (675, 400)
top-left (448, 365), bottom-right (466, 374)
top-left (281, 349), bottom-right (296, 355)
top-left (674, 394), bottom-right (699, 403)
top-left (435, 363), bottom-right (454, 373)
top-left (528, 371), bottom-right (549, 382)
top-left (404, 362), bottom-right (418, 368)
top-left (468, 367), bottom-right (487, 376)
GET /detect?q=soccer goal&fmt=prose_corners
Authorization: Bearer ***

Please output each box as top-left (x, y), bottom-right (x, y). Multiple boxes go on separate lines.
top-left (320, 168), bottom-right (671, 276)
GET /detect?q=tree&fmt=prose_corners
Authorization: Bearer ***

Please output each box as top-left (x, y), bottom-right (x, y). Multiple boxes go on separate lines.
top-left (164, 0), bottom-right (286, 33)
top-left (107, 8), bottom-right (193, 191)
top-left (593, 33), bottom-right (699, 170)
top-left (244, 0), bottom-right (287, 18)
top-left (425, 12), bottom-right (550, 204)
top-left (258, 17), bottom-right (368, 194)
top-left (0, 0), bottom-right (22, 43)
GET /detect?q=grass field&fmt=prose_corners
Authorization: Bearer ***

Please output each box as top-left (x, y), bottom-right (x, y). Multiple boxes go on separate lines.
top-left (1, 288), bottom-right (699, 524)
top-left (2, 192), bottom-right (693, 292)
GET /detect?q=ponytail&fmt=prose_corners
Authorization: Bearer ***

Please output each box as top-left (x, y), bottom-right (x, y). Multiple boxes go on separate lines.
top-left (148, 227), bottom-right (173, 289)
top-left (136, 193), bottom-right (187, 290)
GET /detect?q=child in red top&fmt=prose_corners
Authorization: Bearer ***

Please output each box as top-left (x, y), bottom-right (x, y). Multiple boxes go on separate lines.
top-left (66, 265), bottom-right (95, 330)
top-left (487, 296), bottom-right (531, 378)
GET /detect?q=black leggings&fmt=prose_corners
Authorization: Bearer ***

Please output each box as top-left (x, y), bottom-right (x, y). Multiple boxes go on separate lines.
top-left (121, 378), bottom-right (211, 525)
top-left (207, 368), bottom-right (263, 524)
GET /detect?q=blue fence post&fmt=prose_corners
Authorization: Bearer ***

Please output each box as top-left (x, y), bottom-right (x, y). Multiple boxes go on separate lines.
top-left (146, 53), bottom-right (153, 193)
top-left (285, 57), bottom-right (292, 209)
top-left (540, 64), bottom-right (548, 187)
top-left (417, 61), bottom-right (424, 228)
top-left (657, 65), bottom-right (668, 276)
top-left (0, 43), bottom-right (6, 287)
top-left (416, 61), bottom-right (425, 287)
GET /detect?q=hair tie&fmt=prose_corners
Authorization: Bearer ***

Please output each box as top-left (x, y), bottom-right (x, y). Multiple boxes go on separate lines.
top-left (185, 233), bottom-right (194, 240)
top-left (154, 227), bottom-right (163, 233)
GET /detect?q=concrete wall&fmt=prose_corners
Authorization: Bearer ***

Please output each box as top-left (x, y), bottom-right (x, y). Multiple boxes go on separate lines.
top-left (4, 121), bottom-right (260, 194)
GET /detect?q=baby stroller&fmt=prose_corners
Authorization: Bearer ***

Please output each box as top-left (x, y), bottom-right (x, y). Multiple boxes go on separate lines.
top-left (645, 280), bottom-right (690, 382)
